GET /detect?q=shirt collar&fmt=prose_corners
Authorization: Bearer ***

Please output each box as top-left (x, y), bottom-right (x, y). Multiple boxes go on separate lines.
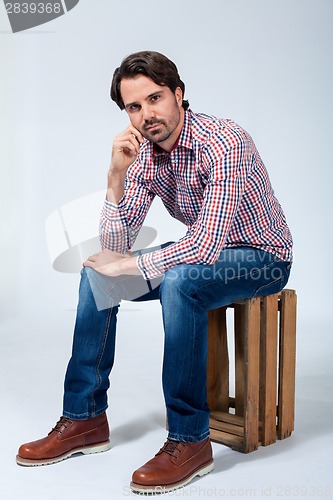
top-left (177, 109), bottom-right (193, 150)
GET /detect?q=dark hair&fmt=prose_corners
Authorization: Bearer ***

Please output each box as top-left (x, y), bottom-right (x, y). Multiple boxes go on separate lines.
top-left (110, 51), bottom-right (189, 111)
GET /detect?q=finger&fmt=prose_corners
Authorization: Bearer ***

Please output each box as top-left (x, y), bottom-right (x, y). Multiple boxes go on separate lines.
top-left (121, 128), bottom-right (143, 152)
top-left (83, 257), bottom-right (97, 267)
top-left (122, 139), bottom-right (140, 156)
top-left (130, 129), bottom-right (143, 145)
top-left (126, 125), bottom-right (143, 144)
top-left (114, 136), bottom-right (140, 156)
top-left (126, 132), bottom-right (143, 153)
top-left (86, 255), bottom-right (96, 262)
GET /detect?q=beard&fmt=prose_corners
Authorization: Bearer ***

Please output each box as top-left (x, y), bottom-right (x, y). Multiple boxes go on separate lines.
top-left (141, 99), bottom-right (181, 144)
top-left (142, 120), bottom-right (172, 143)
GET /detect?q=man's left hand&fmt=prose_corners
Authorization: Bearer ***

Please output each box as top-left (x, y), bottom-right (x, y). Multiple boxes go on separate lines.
top-left (83, 249), bottom-right (141, 277)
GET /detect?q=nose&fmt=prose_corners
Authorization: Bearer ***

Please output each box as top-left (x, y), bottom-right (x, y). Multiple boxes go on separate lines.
top-left (142, 104), bottom-right (155, 122)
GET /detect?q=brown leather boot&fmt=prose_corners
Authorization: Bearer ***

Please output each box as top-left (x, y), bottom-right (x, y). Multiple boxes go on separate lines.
top-left (130, 437), bottom-right (214, 493)
top-left (16, 413), bottom-right (111, 466)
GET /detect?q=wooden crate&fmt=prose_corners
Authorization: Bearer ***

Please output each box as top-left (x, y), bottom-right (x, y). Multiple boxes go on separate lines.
top-left (207, 289), bottom-right (297, 453)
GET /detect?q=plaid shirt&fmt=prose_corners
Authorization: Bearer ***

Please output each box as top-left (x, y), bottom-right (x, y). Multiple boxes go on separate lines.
top-left (100, 110), bottom-right (293, 280)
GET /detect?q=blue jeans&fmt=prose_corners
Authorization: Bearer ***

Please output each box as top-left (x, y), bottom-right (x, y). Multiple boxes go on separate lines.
top-left (63, 246), bottom-right (291, 442)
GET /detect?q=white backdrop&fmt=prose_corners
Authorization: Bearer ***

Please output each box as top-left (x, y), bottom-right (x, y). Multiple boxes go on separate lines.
top-left (0, 1), bottom-right (332, 499)
top-left (1, 0), bottom-right (332, 321)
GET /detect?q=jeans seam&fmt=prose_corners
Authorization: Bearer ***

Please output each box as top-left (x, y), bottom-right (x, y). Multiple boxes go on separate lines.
top-left (89, 306), bottom-right (113, 416)
top-left (168, 429), bottom-right (210, 442)
top-left (62, 406), bottom-right (108, 420)
top-left (250, 274), bottom-right (285, 298)
top-left (167, 284), bottom-right (208, 438)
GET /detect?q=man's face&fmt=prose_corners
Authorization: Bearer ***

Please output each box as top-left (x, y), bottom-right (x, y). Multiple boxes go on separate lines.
top-left (120, 75), bottom-right (184, 151)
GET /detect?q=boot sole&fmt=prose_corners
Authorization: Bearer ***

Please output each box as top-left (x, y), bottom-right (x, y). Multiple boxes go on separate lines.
top-left (16, 440), bottom-right (111, 467)
top-left (130, 459), bottom-right (214, 494)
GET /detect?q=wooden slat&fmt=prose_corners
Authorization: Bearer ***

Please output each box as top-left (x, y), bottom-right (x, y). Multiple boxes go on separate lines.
top-left (260, 293), bottom-right (278, 445)
top-left (209, 418), bottom-right (244, 437)
top-left (210, 428), bottom-right (244, 451)
top-left (210, 410), bottom-right (243, 427)
top-left (243, 297), bottom-right (261, 453)
top-left (234, 304), bottom-right (245, 417)
top-left (277, 289), bottom-right (297, 439)
top-left (207, 307), bottom-right (229, 412)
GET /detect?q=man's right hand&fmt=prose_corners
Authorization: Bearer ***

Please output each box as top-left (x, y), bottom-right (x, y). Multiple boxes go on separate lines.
top-left (110, 125), bottom-right (143, 173)
top-left (107, 125), bottom-right (143, 204)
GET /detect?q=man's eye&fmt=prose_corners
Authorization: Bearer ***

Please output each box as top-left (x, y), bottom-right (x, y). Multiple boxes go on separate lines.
top-left (150, 95), bottom-right (160, 102)
top-left (129, 104), bottom-right (139, 111)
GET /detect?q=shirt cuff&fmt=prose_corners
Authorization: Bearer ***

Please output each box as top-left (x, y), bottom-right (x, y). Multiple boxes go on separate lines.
top-left (102, 198), bottom-right (123, 221)
top-left (136, 251), bottom-right (165, 280)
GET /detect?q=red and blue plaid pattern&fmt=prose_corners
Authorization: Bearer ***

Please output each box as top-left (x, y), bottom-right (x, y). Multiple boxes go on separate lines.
top-left (100, 111), bottom-right (293, 280)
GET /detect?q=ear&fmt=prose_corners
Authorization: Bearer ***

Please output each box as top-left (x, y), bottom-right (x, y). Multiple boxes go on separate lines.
top-left (175, 86), bottom-right (183, 108)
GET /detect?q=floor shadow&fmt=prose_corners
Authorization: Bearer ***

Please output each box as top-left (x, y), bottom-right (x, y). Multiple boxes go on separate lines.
top-left (111, 412), bottom-right (166, 447)
top-left (211, 437), bottom-right (298, 475)
top-left (109, 371), bottom-right (333, 467)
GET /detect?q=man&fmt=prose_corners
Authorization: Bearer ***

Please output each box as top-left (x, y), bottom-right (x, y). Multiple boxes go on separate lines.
top-left (16, 51), bottom-right (293, 494)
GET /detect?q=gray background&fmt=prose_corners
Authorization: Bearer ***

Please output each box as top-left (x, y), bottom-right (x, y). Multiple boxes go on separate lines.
top-left (0, 1), bottom-right (332, 499)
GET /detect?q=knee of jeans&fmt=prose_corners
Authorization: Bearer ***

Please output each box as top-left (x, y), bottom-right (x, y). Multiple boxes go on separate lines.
top-left (80, 266), bottom-right (102, 288)
top-left (81, 266), bottom-right (95, 279)
top-left (160, 265), bottom-right (191, 298)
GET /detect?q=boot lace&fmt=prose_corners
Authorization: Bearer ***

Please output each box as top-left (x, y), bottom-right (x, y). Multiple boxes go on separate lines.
top-left (158, 439), bottom-right (186, 459)
top-left (48, 416), bottom-right (73, 435)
